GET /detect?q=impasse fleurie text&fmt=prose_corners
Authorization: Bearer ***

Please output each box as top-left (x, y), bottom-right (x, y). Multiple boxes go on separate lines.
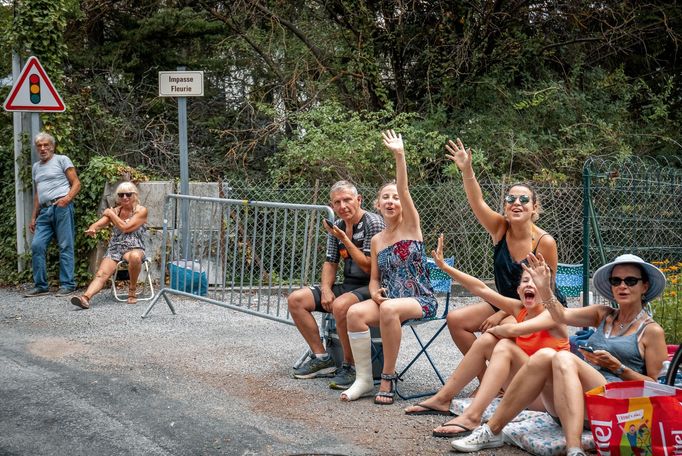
top-left (168, 76), bottom-right (195, 92)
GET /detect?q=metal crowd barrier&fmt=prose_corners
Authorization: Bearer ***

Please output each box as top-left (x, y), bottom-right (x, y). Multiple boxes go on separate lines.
top-left (142, 194), bottom-right (333, 323)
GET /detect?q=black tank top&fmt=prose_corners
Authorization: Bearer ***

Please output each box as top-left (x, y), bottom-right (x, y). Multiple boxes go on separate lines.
top-left (492, 233), bottom-right (567, 307)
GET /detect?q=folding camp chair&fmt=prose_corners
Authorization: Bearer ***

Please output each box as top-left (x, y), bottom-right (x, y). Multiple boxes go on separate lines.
top-left (394, 256), bottom-right (454, 400)
top-left (111, 258), bottom-right (155, 302)
top-left (556, 263), bottom-right (584, 298)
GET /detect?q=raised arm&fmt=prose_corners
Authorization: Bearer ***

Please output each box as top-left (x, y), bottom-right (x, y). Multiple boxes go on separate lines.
top-left (432, 234), bottom-right (520, 316)
top-left (525, 253), bottom-right (610, 327)
top-left (445, 138), bottom-right (506, 241)
top-left (381, 130), bottom-right (420, 234)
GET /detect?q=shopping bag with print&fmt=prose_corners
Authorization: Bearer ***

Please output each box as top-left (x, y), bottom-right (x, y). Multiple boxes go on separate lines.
top-left (585, 380), bottom-right (682, 456)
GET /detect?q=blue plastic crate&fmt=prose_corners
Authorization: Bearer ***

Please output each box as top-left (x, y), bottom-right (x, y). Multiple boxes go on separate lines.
top-left (168, 260), bottom-right (208, 296)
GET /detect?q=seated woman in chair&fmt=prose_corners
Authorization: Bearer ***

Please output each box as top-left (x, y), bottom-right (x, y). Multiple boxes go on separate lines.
top-left (340, 130), bottom-right (438, 405)
top-left (70, 182), bottom-right (148, 309)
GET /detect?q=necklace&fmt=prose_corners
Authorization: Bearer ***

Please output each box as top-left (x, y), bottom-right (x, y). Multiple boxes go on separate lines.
top-left (616, 309), bottom-right (643, 328)
top-left (605, 308), bottom-right (645, 338)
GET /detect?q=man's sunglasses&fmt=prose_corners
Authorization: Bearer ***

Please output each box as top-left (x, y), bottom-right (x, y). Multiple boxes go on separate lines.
top-left (608, 276), bottom-right (643, 287)
top-left (118, 192), bottom-right (134, 198)
top-left (504, 194), bottom-right (531, 204)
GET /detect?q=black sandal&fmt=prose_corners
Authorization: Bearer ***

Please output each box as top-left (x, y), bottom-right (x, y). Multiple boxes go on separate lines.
top-left (374, 373), bottom-right (398, 405)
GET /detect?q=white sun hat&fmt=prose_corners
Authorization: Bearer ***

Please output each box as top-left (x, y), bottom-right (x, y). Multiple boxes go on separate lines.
top-left (592, 254), bottom-right (667, 302)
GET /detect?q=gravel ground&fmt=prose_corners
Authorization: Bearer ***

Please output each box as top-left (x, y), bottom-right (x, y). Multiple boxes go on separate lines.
top-left (0, 285), bottom-right (531, 456)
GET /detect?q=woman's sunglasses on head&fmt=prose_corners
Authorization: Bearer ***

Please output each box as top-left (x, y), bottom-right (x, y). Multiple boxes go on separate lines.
top-left (118, 192), bottom-right (134, 198)
top-left (608, 276), bottom-right (643, 287)
top-left (504, 194), bottom-right (531, 205)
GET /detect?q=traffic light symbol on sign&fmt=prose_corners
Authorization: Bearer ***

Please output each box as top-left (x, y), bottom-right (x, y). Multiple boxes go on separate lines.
top-left (3, 56), bottom-right (65, 112)
top-left (29, 74), bottom-right (40, 104)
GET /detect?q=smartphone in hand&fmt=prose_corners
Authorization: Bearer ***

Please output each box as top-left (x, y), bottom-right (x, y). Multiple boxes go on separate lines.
top-left (323, 218), bottom-right (335, 228)
top-left (578, 344), bottom-right (595, 353)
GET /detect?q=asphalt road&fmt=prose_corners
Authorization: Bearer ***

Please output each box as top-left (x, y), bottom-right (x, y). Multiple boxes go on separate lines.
top-left (0, 286), bottom-right (529, 456)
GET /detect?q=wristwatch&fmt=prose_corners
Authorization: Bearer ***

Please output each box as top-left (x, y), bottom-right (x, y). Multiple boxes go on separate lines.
top-left (613, 364), bottom-right (626, 376)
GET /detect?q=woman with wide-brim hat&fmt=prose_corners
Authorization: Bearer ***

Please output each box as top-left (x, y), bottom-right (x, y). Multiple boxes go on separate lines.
top-left (450, 253), bottom-right (668, 456)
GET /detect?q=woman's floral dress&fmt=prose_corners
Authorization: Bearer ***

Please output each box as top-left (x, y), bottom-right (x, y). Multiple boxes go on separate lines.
top-left (377, 239), bottom-right (437, 319)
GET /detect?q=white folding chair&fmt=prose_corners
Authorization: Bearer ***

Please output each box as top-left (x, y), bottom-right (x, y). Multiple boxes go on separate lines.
top-left (111, 258), bottom-right (155, 302)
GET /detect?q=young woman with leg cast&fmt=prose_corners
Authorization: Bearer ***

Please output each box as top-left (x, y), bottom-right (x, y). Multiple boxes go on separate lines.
top-left (341, 130), bottom-right (438, 405)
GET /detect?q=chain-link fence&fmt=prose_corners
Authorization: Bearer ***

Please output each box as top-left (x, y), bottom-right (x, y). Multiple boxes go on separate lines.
top-left (224, 157), bottom-right (681, 343)
top-left (226, 181), bottom-right (585, 281)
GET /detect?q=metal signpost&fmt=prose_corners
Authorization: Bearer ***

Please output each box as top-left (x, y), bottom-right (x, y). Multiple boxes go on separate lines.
top-left (158, 68), bottom-right (204, 257)
top-left (3, 56), bottom-right (66, 271)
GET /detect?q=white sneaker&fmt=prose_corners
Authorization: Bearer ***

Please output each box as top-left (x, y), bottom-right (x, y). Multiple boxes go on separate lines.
top-left (450, 424), bottom-right (504, 452)
top-left (567, 448), bottom-right (587, 456)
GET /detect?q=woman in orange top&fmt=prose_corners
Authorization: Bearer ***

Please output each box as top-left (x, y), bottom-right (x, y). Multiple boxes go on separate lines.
top-left (403, 234), bottom-right (568, 438)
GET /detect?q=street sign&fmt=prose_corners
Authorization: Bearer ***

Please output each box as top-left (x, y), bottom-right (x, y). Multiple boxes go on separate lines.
top-left (158, 71), bottom-right (204, 97)
top-left (3, 56), bottom-right (65, 112)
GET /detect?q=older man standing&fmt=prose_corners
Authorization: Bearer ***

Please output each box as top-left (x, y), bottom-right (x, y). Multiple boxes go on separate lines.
top-left (24, 132), bottom-right (81, 297)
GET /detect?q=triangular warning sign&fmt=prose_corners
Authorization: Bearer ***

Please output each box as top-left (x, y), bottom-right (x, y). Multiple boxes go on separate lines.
top-left (3, 56), bottom-right (65, 112)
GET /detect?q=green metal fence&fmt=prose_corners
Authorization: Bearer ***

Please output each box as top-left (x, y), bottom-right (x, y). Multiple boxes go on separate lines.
top-left (583, 156), bottom-right (682, 342)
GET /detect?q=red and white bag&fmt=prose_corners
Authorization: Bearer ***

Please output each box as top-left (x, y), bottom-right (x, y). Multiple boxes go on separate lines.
top-left (585, 380), bottom-right (682, 456)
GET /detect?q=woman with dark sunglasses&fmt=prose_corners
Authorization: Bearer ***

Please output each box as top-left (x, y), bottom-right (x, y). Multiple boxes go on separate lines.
top-left (450, 253), bottom-right (667, 456)
top-left (70, 182), bottom-right (148, 309)
top-left (443, 138), bottom-right (566, 368)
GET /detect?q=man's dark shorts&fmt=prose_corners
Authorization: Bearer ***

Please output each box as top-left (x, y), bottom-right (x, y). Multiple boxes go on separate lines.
top-left (311, 283), bottom-right (371, 312)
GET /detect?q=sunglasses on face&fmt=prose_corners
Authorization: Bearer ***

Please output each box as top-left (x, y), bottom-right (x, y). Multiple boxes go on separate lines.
top-left (504, 194), bottom-right (531, 205)
top-left (117, 192), bottom-right (134, 198)
top-left (608, 276), bottom-right (643, 287)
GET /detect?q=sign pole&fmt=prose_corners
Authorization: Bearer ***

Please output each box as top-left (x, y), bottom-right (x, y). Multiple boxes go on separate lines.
top-left (158, 67), bottom-right (204, 259)
top-left (12, 52), bottom-right (26, 272)
top-left (177, 66), bottom-right (190, 257)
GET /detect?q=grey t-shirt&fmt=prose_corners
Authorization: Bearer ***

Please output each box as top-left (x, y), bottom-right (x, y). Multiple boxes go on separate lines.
top-left (32, 154), bottom-right (74, 205)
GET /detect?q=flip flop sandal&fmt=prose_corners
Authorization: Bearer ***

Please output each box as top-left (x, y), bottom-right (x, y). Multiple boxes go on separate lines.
top-left (432, 422), bottom-right (473, 438)
top-left (70, 295), bottom-right (90, 310)
top-left (405, 402), bottom-right (454, 416)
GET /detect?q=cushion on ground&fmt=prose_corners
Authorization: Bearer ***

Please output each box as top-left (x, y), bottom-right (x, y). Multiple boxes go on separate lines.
top-left (451, 397), bottom-right (596, 456)
top-left (503, 413), bottom-right (596, 456)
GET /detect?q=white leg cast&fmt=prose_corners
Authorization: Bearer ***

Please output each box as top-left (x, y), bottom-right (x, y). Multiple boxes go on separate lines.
top-left (340, 330), bottom-right (373, 401)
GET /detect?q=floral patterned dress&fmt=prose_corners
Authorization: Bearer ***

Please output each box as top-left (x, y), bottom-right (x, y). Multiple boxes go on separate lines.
top-left (377, 239), bottom-right (437, 319)
top-left (104, 208), bottom-right (147, 262)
